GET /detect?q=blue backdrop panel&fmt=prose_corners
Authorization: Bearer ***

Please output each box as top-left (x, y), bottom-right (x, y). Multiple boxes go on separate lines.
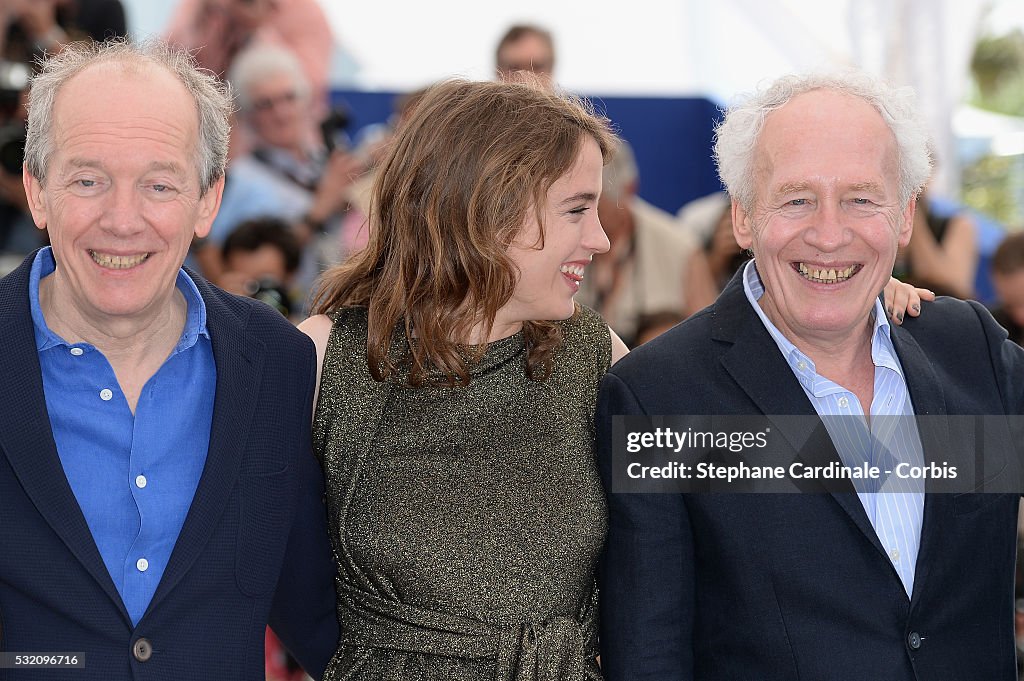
top-left (595, 95), bottom-right (724, 213)
top-left (330, 89), bottom-right (724, 216)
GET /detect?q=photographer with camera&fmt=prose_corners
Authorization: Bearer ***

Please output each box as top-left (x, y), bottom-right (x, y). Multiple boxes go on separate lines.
top-left (194, 43), bottom-right (364, 310)
top-left (218, 217), bottom-right (302, 321)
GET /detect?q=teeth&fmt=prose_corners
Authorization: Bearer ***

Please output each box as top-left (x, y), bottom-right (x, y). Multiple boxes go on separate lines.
top-left (560, 264), bottom-right (585, 278)
top-left (90, 251), bottom-right (149, 269)
top-left (797, 263), bottom-right (858, 284)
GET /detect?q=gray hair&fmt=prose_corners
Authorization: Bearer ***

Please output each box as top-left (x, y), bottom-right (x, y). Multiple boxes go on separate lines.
top-left (602, 138), bottom-right (639, 201)
top-left (229, 44), bottom-right (310, 114)
top-left (25, 38), bottom-right (232, 195)
top-left (713, 70), bottom-right (932, 210)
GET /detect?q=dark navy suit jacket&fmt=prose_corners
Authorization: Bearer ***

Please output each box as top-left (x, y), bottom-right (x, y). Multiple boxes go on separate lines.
top-left (0, 254), bottom-right (339, 680)
top-left (598, 269), bottom-right (1024, 680)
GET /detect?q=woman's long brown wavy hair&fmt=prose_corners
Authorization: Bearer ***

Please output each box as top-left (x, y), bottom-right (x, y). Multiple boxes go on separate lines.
top-left (310, 78), bottom-right (616, 386)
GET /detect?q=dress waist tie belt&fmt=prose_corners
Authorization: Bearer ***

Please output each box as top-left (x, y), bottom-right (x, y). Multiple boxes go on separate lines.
top-left (337, 585), bottom-right (599, 680)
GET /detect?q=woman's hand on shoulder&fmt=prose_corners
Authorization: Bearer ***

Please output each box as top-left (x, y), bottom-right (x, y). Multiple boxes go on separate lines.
top-left (882, 278), bottom-right (935, 325)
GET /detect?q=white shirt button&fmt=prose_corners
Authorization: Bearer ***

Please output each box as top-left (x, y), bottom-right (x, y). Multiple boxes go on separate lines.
top-left (890, 548), bottom-right (900, 562)
top-left (136, 558), bottom-right (149, 572)
top-left (837, 396), bottom-right (850, 408)
top-left (70, 347), bottom-right (84, 356)
top-left (99, 388), bottom-right (113, 401)
top-left (135, 475), bottom-right (147, 489)
top-left (796, 361), bottom-right (807, 371)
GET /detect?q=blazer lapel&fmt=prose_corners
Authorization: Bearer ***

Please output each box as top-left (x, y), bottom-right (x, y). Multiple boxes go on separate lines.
top-left (145, 279), bottom-right (265, 616)
top-left (0, 255), bottom-right (130, 622)
top-left (714, 269), bottom-right (887, 559)
top-left (889, 324), bottom-right (951, 606)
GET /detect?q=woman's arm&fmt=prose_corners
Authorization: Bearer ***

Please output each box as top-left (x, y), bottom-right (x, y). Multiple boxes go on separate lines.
top-left (297, 314), bottom-right (332, 410)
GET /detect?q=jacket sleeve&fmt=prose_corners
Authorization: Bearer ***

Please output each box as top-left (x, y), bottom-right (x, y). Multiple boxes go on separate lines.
top-left (971, 300), bottom-right (1024, 416)
top-left (268, 339), bottom-right (340, 679)
top-left (597, 370), bottom-right (695, 680)
top-left (970, 300), bottom-right (1024, 494)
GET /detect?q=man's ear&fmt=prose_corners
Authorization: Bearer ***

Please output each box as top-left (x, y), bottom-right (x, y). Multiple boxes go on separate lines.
top-left (732, 198), bottom-right (754, 250)
top-left (23, 168), bottom-right (48, 231)
top-left (898, 195), bottom-right (916, 248)
top-left (193, 174), bottom-right (225, 240)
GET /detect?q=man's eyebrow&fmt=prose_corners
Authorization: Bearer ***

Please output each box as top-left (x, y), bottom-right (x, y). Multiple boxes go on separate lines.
top-left (849, 181), bottom-right (885, 194)
top-left (556, 192), bottom-right (598, 207)
top-left (146, 161), bottom-right (188, 176)
top-left (67, 158), bottom-right (103, 170)
top-left (771, 181), bottom-right (887, 196)
top-left (773, 181), bottom-right (811, 195)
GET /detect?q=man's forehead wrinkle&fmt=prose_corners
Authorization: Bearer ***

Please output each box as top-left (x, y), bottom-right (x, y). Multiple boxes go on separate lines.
top-left (54, 114), bottom-right (197, 165)
top-left (63, 157), bottom-right (188, 172)
top-left (59, 117), bottom-right (192, 135)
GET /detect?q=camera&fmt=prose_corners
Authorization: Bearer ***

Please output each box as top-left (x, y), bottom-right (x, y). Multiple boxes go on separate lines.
top-left (244, 277), bottom-right (294, 318)
top-left (319, 106), bottom-right (351, 153)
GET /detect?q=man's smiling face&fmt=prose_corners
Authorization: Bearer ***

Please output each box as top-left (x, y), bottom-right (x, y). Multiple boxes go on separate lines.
top-left (732, 88), bottom-right (915, 350)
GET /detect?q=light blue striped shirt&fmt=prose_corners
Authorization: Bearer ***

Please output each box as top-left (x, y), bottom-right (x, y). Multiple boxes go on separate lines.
top-left (742, 260), bottom-right (924, 596)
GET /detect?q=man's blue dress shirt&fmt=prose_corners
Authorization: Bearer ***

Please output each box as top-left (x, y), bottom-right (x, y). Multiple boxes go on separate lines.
top-left (30, 247), bottom-right (216, 624)
top-left (743, 260), bottom-right (925, 596)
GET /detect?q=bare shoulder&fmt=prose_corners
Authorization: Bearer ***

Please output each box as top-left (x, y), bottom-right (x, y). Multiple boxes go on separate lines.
top-left (610, 327), bottom-right (630, 365)
top-left (297, 315), bottom-right (334, 399)
top-left (298, 314), bottom-right (333, 349)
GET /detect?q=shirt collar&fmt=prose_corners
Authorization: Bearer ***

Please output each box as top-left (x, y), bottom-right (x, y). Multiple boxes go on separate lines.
top-left (741, 259), bottom-right (904, 393)
top-left (29, 246), bottom-right (210, 353)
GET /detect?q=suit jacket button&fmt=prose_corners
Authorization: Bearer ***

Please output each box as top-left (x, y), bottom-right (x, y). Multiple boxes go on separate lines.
top-left (133, 638), bottom-right (153, 662)
top-left (907, 631), bottom-right (922, 650)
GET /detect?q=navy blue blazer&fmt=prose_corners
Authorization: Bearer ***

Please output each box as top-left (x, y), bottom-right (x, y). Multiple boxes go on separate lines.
top-left (0, 254), bottom-right (339, 680)
top-left (597, 269), bottom-right (1024, 680)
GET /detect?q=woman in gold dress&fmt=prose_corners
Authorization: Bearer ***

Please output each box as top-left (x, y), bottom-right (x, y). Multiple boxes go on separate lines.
top-left (300, 78), bottom-right (628, 680)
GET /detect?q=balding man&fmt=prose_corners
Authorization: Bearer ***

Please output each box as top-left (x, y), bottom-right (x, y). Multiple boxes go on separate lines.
top-left (0, 40), bottom-right (337, 680)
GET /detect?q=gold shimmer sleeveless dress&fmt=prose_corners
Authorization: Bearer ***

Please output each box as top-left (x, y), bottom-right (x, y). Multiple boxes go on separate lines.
top-left (313, 306), bottom-right (611, 681)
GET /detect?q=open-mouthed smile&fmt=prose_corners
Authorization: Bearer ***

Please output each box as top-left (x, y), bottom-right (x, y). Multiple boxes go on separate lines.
top-left (795, 262), bottom-right (861, 284)
top-left (90, 250), bottom-right (150, 270)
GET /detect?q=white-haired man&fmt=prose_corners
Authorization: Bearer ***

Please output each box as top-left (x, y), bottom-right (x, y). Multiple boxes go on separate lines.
top-left (598, 71), bottom-right (1024, 680)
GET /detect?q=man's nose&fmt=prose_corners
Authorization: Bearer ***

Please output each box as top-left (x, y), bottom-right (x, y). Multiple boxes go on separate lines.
top-left (98, 184), bottom-right (146, 236)
top-left (804, 202), bottom-right (851, 252)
